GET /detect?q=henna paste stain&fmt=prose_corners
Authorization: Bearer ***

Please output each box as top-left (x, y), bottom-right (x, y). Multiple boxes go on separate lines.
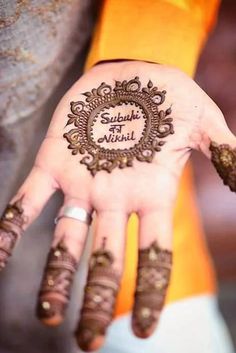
top-left (0, 196), bottom-right (26, 270)
top-left (37, 242), bottom-right (77, 326)
top-left (75, 239), bottom-right (120, 351)
top-left (210, 141), bottom-right (236, 192)
top-left (64, 77), bottom-right (174, 175)
top-left (132, 241), bottom-right (172, 338)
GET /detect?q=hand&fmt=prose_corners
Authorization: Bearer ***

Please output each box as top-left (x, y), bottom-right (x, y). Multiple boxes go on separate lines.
top-left (0, 61), bottom-right (235, 352)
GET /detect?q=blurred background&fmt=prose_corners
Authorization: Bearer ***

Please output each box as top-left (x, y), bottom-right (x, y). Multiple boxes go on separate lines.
top-left (194, 0), bottom-right (236, 347)
top-left (0, 0), bottom-right (236, 352)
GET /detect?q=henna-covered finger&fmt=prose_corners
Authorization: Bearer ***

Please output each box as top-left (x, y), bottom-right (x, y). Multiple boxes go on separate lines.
top-left (76, 243), bottom-right (120, 352)
top-left (36, 241), bottom-right (78, 326)
top-left (209, 142), bottom-right (236, 192)
top-left (75, 211), bottom-right (127, 352)
top-left (131, 210), bottom-right (173, 338)
top-left (132, 241), bottom-right (172, 338)
top-left (207, 123), bottom-right (236, 191)
top-left (0, 197), bottom-right (27, 270)
top-left (198, 97), bottom-right (236, 192)
top-left (0, 167), bottom-right (56, 271)
top-left (36, 209), bottom-right (89, 326)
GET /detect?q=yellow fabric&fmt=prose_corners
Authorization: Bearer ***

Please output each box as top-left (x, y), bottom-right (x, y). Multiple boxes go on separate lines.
top-left (85, 0), bottom-right (220, 316)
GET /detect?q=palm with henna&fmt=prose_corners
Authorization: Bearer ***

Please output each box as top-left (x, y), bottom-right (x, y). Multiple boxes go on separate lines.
top-left (0, 61), bottom-right (235, 352)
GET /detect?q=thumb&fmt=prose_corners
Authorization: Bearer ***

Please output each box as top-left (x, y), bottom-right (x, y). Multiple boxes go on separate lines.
top-left (199, 95), bottom-right (236, 192)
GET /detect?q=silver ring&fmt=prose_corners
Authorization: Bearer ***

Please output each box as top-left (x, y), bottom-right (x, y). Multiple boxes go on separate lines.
top-left (54, 206), bottom-right (93, 225)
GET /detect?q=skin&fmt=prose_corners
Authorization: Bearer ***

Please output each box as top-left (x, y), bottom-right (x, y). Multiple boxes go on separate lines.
top-left (3, 61), bottom-right (236, 351)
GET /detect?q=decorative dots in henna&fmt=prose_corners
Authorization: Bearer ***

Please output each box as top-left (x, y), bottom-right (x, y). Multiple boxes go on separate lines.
top-left (75, 239), bottom-right (120, 352)
top-left (132, 241), bottom-right (172, 338)
top-left (63, 77), bottom-right (174, 175)
top-left (37, 242), bottom-right (77, 326)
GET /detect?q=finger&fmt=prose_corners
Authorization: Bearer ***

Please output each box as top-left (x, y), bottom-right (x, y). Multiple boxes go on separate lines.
top-left (198, 97), bottom-right (236, 192)
top-left (36, 199), bottom-right (91, 326)
top-left (132, 210), bottom-right (172, 338)
top-left (75, 210), bottom-right (128, 352)
top-left (0, 166), bottom-right (56, 270)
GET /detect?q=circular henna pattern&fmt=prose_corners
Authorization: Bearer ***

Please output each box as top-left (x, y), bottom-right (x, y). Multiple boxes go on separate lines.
top-left (63, 77), bottom-right (174, 175)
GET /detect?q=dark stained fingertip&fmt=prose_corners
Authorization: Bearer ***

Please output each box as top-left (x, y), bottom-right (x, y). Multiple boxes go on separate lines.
top-left (132, 322), bottom-right (157, 339)
top-left (132, 242), bottom-right (172, 341)
top-left (75, 241), bottom-right (120, 351)
top-left (131, 305), bottom-right (161, 339)
top-left (76, 328), bottom-right (105, 352)
top-left (39, 314), bottom-right (63, 327)
top-left (36, 297), bottom-right (65, 326)
top-left (210, 141), bottom-right (236, 192)
top-left (36, 242), bottom-right (77, 326)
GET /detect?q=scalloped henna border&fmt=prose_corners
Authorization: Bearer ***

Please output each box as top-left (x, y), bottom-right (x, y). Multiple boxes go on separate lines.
top-left (63, 77), bottom-right (174, 175)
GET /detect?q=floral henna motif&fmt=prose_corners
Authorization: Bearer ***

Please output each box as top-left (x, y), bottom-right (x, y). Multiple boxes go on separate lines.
top-left (0, 197), bottom-right (27, 270)
top-left (132, 241), bottom-right (172, 338)
top-left (210, 141), bottom-right (236, 192)
top-left (64, 77), bottom-right (174, 175)
top-left (37, 242), bottom-right (77, 325)
top-left (76, 240), bottom-right (120, 351)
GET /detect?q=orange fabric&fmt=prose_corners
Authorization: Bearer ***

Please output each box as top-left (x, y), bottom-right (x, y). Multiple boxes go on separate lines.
top-left (85, 0), bottom-right (220, 75)
top-left (115, 163), bottom-right (216, 315)
top-left (85, 0), bottom-right (220, 316)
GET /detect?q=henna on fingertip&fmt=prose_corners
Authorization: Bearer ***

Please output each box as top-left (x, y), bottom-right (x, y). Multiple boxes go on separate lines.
top-left (75, 240), bottom-right (120, 351)
top-left (37, 242), bottom-right (77, 326)
top-left (210, 141), bottom-right (236, 192)
top-left (132, 241), bottom-right (172, 338)
top-left (0, 196), bottom-right (27, 270)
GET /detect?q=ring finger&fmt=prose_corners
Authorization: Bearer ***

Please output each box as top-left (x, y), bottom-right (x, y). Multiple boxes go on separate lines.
top-left (36, 198), bottom-right (92, 326)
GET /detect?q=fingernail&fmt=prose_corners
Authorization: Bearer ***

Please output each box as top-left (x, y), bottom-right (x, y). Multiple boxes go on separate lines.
top-left (76, 327), bottom-right (105, 352)
top-left (132, 308), bottom-right (160, 338)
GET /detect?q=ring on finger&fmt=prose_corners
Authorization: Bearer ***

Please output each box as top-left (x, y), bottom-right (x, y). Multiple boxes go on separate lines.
top-left (54, 206), bottom-right (93, 225)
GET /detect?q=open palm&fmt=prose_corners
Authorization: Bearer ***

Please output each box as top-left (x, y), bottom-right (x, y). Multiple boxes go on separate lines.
top-left (0, 61), bottom-right (235, 352)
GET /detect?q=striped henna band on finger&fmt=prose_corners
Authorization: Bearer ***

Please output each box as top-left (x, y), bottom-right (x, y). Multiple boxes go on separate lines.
top-left (37, 242), bottom-right (77, 326)
top-left (0, 197), bottom-right (26, 270)
top-left (75, 241), bottom-right (120, 351)
top-left (132, 241), bottom-right (172, 338)
top-left (210, 141), bottom-right (236, 192)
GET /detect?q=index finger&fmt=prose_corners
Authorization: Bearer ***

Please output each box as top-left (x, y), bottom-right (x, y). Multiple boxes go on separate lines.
top-left (0, 166), bottom-right (56, 270)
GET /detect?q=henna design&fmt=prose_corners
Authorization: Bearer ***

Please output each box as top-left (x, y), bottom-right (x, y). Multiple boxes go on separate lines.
top-left (132, 241), bottom-right (172, 338)
top-left (0, 197), bottom-right (27, 270)
top-left (37, 242), bottom-right (77, 325)
top-left (210, 141), bottom-right (236, 192)
top-left (75, 240), bottom-right (120, 351)
top-left (64, 77), bottom-right (174, 175)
